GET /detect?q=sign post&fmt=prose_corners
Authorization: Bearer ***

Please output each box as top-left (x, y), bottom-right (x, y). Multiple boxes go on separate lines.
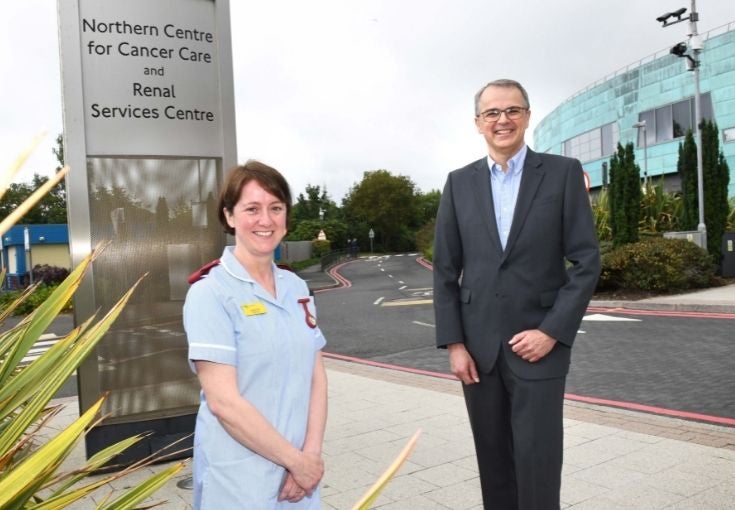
top-left (368, 227), bottom-right (375, 253)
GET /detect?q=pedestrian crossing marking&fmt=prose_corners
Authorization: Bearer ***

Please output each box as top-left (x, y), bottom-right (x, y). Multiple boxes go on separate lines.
top-left (21, 333), bottom-right (62, 364)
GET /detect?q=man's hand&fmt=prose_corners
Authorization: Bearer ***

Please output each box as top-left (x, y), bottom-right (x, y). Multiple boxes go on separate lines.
top-left (508, 329), bottom-right (556, 362)
top-left (448, 343), bottom-right (480, 385)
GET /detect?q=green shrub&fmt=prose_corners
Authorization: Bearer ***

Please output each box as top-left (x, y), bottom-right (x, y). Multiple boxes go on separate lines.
top-left (423, 245), bottom-right (433, 262)
top-left (288, 257), bottom-right (321, 271)
top-left (598, 237), bottom-right (715, 292)
top-left (0, 284), bottom-right (73, 315)
top-left (415, 220), bottom-right (435, 260)
top-left (311, 239), bottom-right (331, 257)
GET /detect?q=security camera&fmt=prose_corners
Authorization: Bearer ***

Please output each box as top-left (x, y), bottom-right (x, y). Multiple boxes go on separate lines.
top-left (657, 7), bottom-right (688, 25)
top-left (672, 7), bottom-right (687, 19)
top-left (670, 42), bottom-right (688, 56)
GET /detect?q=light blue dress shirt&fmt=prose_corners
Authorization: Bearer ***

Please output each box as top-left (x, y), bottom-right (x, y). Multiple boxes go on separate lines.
top-left (184, 246), bottom-right (326, 509)
top-left (488, 144), bottom-right (527, 250)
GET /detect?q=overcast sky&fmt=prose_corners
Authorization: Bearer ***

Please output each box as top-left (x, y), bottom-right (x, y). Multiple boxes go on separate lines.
top-left (2, 1), bottom-right (733, 203)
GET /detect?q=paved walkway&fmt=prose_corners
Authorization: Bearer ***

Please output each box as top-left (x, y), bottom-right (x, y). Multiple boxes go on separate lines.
top-left (43, 263), bottom-right (734, 508)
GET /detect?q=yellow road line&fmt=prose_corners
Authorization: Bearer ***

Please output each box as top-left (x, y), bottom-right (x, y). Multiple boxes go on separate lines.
top-left (381, 299), bottom-right (433, 307)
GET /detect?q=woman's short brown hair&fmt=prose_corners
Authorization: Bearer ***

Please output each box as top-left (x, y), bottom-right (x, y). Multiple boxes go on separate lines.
top-left (218, 160), bottom-right (292, 235)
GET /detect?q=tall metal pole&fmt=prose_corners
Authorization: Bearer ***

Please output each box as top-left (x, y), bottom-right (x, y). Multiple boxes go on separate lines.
top-left (642, 125), bottom-right (649, 187)
top-left (690, 0), bottom-right (707, 249)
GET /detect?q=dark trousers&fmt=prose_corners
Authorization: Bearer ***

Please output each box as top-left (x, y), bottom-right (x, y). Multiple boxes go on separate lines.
top-left (463, 347), bottom-right (566, 510)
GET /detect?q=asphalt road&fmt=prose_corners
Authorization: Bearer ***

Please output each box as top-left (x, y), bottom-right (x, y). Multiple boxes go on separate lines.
top-left (315, 254), bottom-right (735, 420)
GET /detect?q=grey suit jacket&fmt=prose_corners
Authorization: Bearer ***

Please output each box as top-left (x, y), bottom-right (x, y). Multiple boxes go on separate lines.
top-left (433, 149), bottom-right (601, 379)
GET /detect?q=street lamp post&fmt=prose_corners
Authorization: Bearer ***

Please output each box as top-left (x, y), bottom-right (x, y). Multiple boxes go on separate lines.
top-left (24, 226), bottom-right (33, 285)
top-left (633, 120), bottom-right (649, 187)
top-left (657, 0), bottom-right (706, 249)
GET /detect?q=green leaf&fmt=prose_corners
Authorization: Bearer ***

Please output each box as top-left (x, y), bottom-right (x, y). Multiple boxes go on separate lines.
top-left (0, 276), bottom-right (143, 458)
top-left (97, 462), bottom-right (186, 510)
top-left (0, 398), bottom-right (104, 508)
top-left (46, 435), bottom-right (147, 497)
top-left (0, 251), bottom-right (93, 383)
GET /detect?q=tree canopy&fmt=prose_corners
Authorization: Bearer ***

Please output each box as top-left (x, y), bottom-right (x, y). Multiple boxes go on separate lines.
top-left (0, 134), bottom-right (68, 224)
top-left (341, 169), bottom-right (420, 252)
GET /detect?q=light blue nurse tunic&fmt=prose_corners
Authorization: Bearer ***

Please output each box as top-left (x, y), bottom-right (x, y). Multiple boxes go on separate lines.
top-left (183, 247), bottom-right (326, 509)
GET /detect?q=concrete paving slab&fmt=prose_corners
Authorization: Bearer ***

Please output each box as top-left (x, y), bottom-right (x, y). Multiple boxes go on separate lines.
top-left (25, 357), bottom-right (734, 509)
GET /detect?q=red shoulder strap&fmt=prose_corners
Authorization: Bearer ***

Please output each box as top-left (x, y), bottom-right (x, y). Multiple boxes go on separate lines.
top-left (187, 258), bottom-right (221, 284)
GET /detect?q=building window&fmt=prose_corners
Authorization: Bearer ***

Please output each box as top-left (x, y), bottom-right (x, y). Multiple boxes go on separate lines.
top-left (724, 127), bottom-right (735, 143)
top-left (601, 123), bottom-right (616, 156)
top-left (563, 122), bottom-right (619, 163)
top-left (672, 100), bottom-right (692, 137)
top-left (638, 93), bottom-right (713, 146)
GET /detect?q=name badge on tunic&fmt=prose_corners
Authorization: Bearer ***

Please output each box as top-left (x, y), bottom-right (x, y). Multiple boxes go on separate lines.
top-left (241, 302), bottom-right (267, 316)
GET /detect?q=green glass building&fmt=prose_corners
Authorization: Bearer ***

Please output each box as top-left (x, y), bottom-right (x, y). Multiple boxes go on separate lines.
top-left (534, 21), bottom-right (735, 197)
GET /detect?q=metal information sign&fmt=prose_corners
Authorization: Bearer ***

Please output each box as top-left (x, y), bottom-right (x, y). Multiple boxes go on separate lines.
top-left (78, 0), bottom-right (224, 156)
top-left (58, 0), bottom-right (236, 465)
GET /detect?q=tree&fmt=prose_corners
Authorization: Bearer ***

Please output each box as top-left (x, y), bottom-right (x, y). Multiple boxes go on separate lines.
top-left (677, 130), bottom-right (698, 230)
top-left (288, 184), bottom-right (347, 249)
top-left (608, 142), bottom-right (641, 247)
top-left (677, 122), bottom-right (731, 260)
top-left (415, 189), bottom-right (441, 224)
top-left (53, 133), bottom-right (65, 170)
top-left (0, 134), bottom-right (68, 224)
top-left (342, 170), bottom-right (419, 252)
top-left (0, 174), bottom-right (67, 224)
top-left (291, 184), bottom-right (339, 223)
top-left (288, 218), bottom-right (348, 249)
top-left (702, 120), bottom-right (730, 260)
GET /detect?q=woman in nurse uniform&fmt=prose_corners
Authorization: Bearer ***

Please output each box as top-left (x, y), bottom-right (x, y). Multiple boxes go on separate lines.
top-left (184, 161), bottom-right (327, 508)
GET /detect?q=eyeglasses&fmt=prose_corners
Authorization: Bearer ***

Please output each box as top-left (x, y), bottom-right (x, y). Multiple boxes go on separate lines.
top-left (477, 106), bottom-right (528, 122)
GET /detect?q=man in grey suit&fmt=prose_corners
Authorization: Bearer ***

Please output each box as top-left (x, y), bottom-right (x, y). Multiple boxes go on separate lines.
top-left (433, 79), bottom-right (600, 510)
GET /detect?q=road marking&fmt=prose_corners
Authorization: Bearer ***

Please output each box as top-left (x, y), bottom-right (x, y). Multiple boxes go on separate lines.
top-left (388, 274), bottom-right (394, 278)
top-left (21, 334), bottom-right (62, 364)
top-left (399, 285), bottom-right (407, 290)
top-left (583, 314), bottom-right (641, 322)
top-left (380, 268), bottom-right (385, 271)
top-left (412, 321), bottom-right (435, 328)
top-left (382, 299), bottom-right (433, 307)
top-left (374, 297), bottom-right (385, 305)
top-left (408, 288), bottom-right (433, 297)
top-left (398, 281), bottom-right (404, 284)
